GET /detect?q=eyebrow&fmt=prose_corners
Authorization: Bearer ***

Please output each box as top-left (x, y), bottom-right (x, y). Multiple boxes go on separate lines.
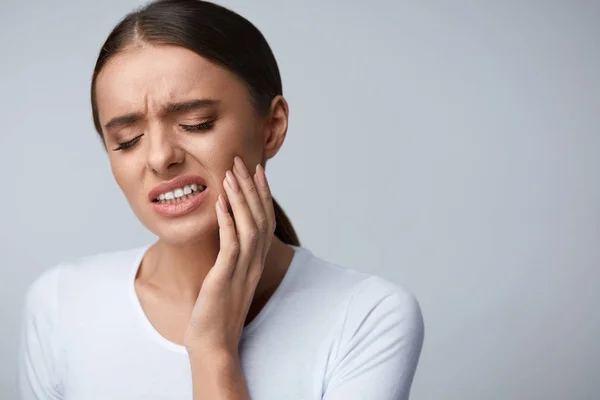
top-left (164, 99), bottom-right (220, 114)
top-left (104, 113), bottom-right (140, 130)
top-left (103, 99), bottom-right (221, 130)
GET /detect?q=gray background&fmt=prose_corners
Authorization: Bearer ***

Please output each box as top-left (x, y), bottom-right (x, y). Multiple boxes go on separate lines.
top-left (1, 0), bottom-right (599, 399)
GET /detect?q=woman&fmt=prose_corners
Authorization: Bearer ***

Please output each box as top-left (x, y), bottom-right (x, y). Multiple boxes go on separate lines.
top-left (18, 1), bottom-right (424, 399)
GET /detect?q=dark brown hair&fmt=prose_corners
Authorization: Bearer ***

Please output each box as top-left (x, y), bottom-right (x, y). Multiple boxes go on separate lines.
top-left (90, 0), bottom-right (300, 246)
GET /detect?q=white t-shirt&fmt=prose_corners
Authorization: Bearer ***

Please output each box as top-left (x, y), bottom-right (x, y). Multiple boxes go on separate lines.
top-left (18, 244), bottom-right (424, 400)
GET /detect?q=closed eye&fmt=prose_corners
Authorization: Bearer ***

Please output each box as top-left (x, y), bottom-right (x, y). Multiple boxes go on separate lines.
top-left (113, 134), bottom-right (143, 151)
top-left (180, 119), bottom-right (216, 132)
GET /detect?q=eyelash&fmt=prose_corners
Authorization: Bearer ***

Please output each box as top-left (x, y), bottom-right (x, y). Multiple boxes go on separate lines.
top-left (113, 134), bottom-right (143, 151)
top-left (112, 120), bottom-right (216, 151)
top-left (180, 119), bottom-right (216, 132)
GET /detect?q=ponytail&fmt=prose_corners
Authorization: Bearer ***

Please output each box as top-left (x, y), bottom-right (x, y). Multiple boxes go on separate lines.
top-left (272, 197), bottom-right (300, 246)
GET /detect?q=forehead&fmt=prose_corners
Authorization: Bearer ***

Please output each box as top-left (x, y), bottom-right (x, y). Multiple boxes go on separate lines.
top-left (95, 44), bottom-right (247, 122)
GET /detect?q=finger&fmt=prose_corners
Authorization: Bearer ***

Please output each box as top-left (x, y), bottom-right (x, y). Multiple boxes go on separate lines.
top-left (232, 156), bottom-right (268, 260)
top-left (253, 164), bottom-right (276, 261)
top-left (211, 195), bottom-right (239, 281)
top-left (223, 170), bottom-right (259, 282)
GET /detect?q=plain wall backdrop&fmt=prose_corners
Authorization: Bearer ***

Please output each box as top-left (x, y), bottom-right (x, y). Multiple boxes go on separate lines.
top-left (1, 0), bottom-right (599, 399)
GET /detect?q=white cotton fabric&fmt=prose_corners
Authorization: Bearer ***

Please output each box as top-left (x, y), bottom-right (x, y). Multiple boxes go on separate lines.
top-left (18, 244), bottom-right (424, 399)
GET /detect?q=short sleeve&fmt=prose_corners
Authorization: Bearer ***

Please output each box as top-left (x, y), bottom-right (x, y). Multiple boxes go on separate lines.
top-left (323, 279), bottom-right (424, 400)
top-left (18, 267), bottom-right (64, 400)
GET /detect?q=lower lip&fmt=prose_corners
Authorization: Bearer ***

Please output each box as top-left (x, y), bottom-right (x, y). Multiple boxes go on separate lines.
top-left (151, 188), bottom-right (209, 217)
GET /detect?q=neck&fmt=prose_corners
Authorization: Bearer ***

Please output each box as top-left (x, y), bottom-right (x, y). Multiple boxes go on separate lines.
top-left (138, 231), bottom-right (295, 302)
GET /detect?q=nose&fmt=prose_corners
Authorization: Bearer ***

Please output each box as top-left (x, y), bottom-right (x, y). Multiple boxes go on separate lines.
top-left (145, 125), bottom-right (185, 175)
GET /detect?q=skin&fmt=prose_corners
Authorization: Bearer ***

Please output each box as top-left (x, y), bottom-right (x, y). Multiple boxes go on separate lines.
top-left (95, 42), bottom-right (295, 399)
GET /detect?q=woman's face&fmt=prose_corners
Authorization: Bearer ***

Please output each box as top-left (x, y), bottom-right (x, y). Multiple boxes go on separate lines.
top-left (95, 44), bottom-right (286, 244)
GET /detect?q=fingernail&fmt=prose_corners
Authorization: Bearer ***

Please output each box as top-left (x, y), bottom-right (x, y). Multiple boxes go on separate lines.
top-left (226, 170), bottom-right (240, 192)
top-left (255, 164), bottom-right (268, 187)
top-left (233, 156), bottom-right (249, 178)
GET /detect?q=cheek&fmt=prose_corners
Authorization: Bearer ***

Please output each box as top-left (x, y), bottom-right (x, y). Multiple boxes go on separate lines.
top-left (189, 120), bottom-right (261, 171)
top-left (109, 158), bottom-right (125, 191)
top-left (108, 155), bottom-right (142, 202)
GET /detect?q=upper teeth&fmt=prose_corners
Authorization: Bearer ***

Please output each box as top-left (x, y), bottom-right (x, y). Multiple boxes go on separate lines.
top-left (157, 184), bottom-right (205, 201)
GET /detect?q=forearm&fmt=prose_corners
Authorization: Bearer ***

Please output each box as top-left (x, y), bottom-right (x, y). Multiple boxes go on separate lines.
top-left (189, 350), bottom-right (251, 400)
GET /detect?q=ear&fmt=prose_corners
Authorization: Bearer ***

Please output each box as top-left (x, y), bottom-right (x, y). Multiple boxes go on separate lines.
top-left (262, 95), bottom-right (289, 161)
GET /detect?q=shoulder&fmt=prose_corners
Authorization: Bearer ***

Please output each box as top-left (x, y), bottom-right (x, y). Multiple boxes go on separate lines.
top-left (294, 246), bottom-right (424, 339)
top-left (295, 247), bottom-right (424, 392)
top-left (23, 245), bottom-right (147, 317)
top-left (61, 245), bottom-right (148, 278)
top-left (58, 245), bottom-right (146, 284)
top-left (342, 275), bottom-right (424, 343)
top-left (290, 246), bottom-right (378, 296)
top-left (301, 253), bottom-right (425, 398)
top-left (23, 266), bottom-right (63, 320)
top-left (348, 275), bottom-right (422, 320)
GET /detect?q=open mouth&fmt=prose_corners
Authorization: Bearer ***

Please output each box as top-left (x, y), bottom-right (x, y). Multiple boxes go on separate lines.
top-left (152, 184), bottom-right (207, 204)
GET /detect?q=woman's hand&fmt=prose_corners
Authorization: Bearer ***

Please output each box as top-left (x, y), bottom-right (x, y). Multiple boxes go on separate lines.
top-left (184, 156), bottom-right (276, 357)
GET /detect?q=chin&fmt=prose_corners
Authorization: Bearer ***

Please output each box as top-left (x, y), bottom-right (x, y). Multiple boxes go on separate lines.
top-left (141, 211), bottom-right (219, 246)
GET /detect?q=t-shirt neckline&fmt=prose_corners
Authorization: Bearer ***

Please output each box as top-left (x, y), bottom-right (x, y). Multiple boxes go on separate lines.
top-left (128, 243), bottom-right (307, 354)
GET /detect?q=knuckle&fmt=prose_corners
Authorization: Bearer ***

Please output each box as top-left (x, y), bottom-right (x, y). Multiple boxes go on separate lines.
top-left (248, 268), bottom-right (262, 286)
top-left (228, 241), bottom-right (240, 256)
top-left (246, 229), bottom-right (260, 247)
top-left (262, 190), bottom-right (272, 200)
top-left (257, 217), bottom-right (268, 233)
top-left (246, 183), bottom-right (258, 195)
top-left (224, 216), bottom-right (236, 227)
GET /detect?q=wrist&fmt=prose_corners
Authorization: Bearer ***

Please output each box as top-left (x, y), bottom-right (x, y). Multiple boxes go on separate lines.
top-left (188, 345), bottom-right (239, 369)
top-left (188, 347), bottom-right (249, 399)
